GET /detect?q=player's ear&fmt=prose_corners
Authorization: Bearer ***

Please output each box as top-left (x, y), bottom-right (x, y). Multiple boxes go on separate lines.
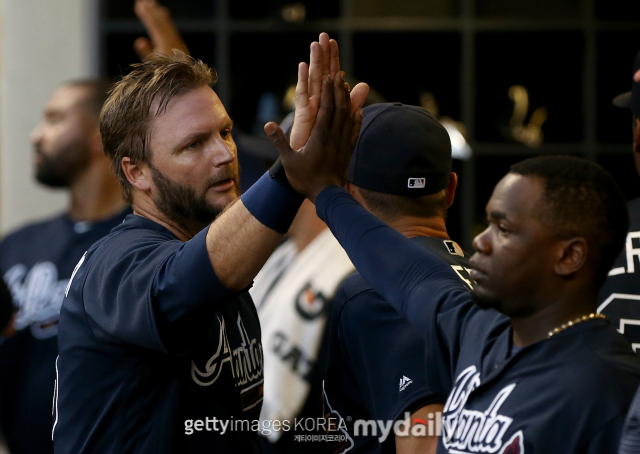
top-left (122, 157), bottom-right (152, 193)
top-left (554, 237), bottom-right (588, 277)
top-left (345, 181), bottom-right (356, 196)
top-left (345, 183), bottom-right (371, 211)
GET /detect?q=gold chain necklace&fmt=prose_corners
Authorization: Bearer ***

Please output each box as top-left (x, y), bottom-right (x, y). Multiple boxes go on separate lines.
top-left (547, 313), bottom-right (606, 338)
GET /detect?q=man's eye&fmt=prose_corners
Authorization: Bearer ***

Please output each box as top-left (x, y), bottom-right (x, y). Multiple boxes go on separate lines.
top-left (46, 114), bottom-right (63, 124)
top-left (221, 130), bottom-right (231, 139)
top-left (186, 141), bottom-right (199, 149)
top-left (498, 224), bottom-right (509, 234)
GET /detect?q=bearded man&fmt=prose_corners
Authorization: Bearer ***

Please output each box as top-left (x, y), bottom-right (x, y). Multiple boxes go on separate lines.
top-left (52, 32), bottom-right (367, 454)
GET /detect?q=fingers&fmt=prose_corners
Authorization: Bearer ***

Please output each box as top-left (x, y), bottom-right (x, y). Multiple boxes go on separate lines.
top-left (313, 75), bottom-right (335, 136)
top-left (349, 83), bottom-right (370, 114)
top-left (294, 62), bottom-right (310, 109)
top-left (331, 72), bottom-right (348, 135)
top-left (319, 33), bottom-right (331, 77)
top-left (344, 82), bottom-right (353, 115)
top-left (350, 110), bottom-right (364, 149)
top-left (329, 39), bottom-right (340, 78)
top-left (308, 42), bottom-right (324, 101)
top-left (264, 123), bottom-right (295, 161)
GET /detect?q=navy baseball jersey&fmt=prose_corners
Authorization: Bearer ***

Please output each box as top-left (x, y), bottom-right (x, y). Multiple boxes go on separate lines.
top-left (599, 197), bottom-right (640, 352)
top-left (54, 214), bottom-right (264, 454)
top-left (323, 236), bottom-right (472, 454)
top-left (317, 187), bottom-right (640, 454)
top-left (0, 208), bottom-right (129, 454)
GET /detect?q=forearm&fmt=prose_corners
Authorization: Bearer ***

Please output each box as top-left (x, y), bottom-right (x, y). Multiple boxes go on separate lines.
top-left (395, 403), bottom-right (444, 454)
top-left (206, 199), bottom-right (284, 291)
top-left (206, 171), bottom-right (303, 291)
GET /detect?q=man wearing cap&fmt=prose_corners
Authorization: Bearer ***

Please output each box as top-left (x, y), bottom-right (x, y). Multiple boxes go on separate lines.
top-left (322, 103), bottom-right (472, 454)
top-left (609, 50), bottom-right (640, 454)
top-left (599, 50), bottom-right (640, 354)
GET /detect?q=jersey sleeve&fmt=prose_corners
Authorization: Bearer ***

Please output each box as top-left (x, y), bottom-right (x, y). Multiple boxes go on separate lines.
top-left (336, 284), bottom-right (448, 424)
top-left (83, 227), bottom-right (234, 354)
top-left (316, 187), bottom-right (474, 364)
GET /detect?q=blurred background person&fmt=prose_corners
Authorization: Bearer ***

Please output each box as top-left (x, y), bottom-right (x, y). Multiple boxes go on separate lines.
top-left (0, 1), bottom-right (185, 452)
top-left (249, 113), bottom-right (353, 454)
top-left (598, 50), bottom-right (640, 353)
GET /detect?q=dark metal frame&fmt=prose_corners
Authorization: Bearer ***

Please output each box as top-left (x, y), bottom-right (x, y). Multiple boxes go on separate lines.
top-left (99, 0), bottom-right (640, 248)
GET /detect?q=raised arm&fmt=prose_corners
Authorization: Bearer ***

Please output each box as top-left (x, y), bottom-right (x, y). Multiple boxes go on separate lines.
top-left (133, 0), bottom-right (189, 60)
top-left (206, 66), bottom-right (361, 291)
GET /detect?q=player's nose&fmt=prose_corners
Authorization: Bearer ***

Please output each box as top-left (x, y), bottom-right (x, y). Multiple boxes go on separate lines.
top-left (210, 138), bottom-right (236, 168)
top-left (472, 226), bottom-right (491, 255)
top-left (30, 122), bottom-right (44, 146)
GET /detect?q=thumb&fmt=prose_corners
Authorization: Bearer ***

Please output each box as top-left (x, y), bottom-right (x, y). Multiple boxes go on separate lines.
top-left (264, 122), bottom-right (295, 162)
top-left (350, 83), bottom-right (369, 113)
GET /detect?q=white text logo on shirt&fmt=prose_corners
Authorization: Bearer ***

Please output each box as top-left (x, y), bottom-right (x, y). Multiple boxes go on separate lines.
top-left (441, 366), bottom-right (524, 454)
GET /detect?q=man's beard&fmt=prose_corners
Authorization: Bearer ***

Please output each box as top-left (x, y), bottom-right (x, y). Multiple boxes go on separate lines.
top-left (34, 144), bottom-right (90, 188)
top-left (150, 163), bottom-right (240, 231)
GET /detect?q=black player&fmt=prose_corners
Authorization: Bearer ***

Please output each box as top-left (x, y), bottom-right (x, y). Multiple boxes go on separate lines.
top-left (599, 49), bottom-right (640, 352)
top-left (323, 103), bottom-right (470, 454)
top-left (53, 36), bottom-right (366, 453)
top-left (268, 105), bottom-right (640, 453)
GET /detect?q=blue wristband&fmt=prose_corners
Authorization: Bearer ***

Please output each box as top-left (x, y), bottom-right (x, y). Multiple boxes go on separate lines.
top-left (241, 171), bottom-right (304, 234)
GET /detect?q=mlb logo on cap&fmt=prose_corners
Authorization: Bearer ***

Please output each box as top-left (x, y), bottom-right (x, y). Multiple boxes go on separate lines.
top-left (408, 178), bottom-right (426, 189)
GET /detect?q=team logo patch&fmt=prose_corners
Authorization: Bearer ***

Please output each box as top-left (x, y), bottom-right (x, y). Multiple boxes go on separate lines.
top-left (407, 178), bottom-right (426, 189)
top-left (399, 375), bottom-right (413, 392)
top-left (444, 240), bottom-right (464, 257)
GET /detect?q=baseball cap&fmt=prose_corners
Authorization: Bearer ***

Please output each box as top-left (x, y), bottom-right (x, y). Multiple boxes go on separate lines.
top-left (348, 102), bottom-right (452, 196)
top-left (613, 50), bottom-right (640, 118)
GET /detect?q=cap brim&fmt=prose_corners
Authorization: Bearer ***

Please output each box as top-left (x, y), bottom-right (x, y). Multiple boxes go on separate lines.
top-left (613, 91), bottom-right (632, 108)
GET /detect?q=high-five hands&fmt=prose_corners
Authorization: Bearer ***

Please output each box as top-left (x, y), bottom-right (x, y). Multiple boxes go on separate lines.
top-left (133, 0), bottom-right (189, 60)
top-left (265, 71), bottom-right (363, 203)
top-left (289, 33), bottom-right (369, 151)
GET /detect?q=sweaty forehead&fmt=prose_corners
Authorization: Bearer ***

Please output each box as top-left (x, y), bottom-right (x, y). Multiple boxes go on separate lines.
top-left (487, 173), bottom-right (546, 220)
top-left (150, 86), bottom-right (229, 124)
top-left (148, 85), bottom-right (231, 143)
